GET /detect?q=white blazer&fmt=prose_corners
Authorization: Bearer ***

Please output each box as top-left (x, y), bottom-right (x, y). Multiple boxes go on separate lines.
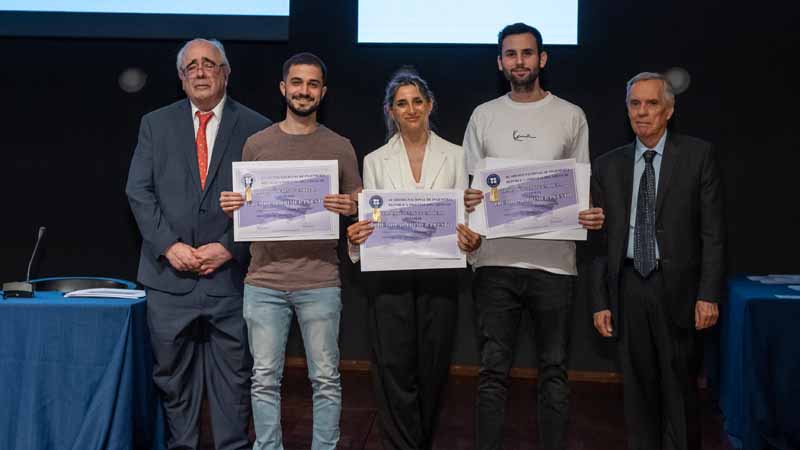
top-left (350, 132), bottom-right (468, 262)
top-left (362, 132), bottom-right (468, 190)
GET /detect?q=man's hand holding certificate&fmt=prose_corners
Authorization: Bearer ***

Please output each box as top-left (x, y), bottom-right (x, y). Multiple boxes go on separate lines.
top-left (470, 159), bottom-right (587, 239)
top-left (231, 160), bottom-right (340, 241)
top-left (356, 190), bottom-right (466, 272)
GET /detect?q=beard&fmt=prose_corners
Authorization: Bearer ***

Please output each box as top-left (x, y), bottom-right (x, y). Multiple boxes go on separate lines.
top-left (286, 94), bottom-right (319, 117)
top-left (504, 66), bottom-right (539, 91)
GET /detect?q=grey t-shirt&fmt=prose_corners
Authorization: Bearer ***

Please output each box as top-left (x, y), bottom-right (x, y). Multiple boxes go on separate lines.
top-left (242, 124), bottom-right (362, 291)
top-left (463, 92), bottom-right (589, 275)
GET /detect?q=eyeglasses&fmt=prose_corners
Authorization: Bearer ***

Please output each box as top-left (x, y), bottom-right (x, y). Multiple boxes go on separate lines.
top-left (181, 60), bottom-right (227, 78)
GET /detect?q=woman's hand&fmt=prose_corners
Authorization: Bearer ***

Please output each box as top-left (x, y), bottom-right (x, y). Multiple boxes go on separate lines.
top-left (457, 224), bottom-right (482, 253)
top-left (347, 220), bottom-right (374, 245)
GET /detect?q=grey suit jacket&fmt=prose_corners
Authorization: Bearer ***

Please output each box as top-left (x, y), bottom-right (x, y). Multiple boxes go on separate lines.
top-left (126, 97), bottom-right (271, 295)
top-left (590, 133), bottom-right (726, 333)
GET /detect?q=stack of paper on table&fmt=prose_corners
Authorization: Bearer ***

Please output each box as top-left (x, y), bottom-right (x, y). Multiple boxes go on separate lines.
top-left (747, 275), bottom-right (800, 284)
top-left (64, 288), bottom-right (146, 299)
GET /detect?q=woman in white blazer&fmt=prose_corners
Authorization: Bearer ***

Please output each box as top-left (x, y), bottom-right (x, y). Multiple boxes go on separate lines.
top-left (347, 68), bottom-right (481, 450)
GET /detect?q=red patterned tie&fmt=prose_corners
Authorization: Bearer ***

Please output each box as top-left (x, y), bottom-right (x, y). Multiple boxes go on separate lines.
top-left (195, 111), bottom-right (214, 190)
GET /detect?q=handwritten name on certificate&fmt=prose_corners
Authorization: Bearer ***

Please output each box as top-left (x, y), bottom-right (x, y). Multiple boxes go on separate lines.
top-left (476, 159), bottom-right (580, 239)
top-left (358, 190), bottom-right (466, 272)
top-left (232, 160), bottom-right (339, 241)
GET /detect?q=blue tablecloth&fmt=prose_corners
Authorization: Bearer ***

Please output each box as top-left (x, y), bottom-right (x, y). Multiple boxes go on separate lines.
top-left (719, 277), bottom-right (800, 450)
top-left (0, 291), bottom-right (164, 450)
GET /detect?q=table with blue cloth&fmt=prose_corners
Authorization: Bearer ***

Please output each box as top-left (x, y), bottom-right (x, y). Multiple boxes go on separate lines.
top-left (0, 291), bottom-right (164, 450)
top-left (719, 276), bottom-right (800, 450)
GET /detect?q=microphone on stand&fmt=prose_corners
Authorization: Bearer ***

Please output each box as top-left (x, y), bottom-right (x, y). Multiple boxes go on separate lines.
top-left (2, 226), bottom-right (46, 299)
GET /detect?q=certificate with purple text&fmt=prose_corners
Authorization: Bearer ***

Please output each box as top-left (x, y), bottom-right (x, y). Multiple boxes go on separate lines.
top-left (475, 159), bottom-right (580, 239)
top-left (358, 189), bottom-right (466, 272)
top-left (232, 160), bottom-right (339, 241)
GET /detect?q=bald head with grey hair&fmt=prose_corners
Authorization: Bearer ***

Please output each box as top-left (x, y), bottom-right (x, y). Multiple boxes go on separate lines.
top-left (176, 38), bottom-right (231, 77)
top-left (626, 72), bottom-right (675, 107)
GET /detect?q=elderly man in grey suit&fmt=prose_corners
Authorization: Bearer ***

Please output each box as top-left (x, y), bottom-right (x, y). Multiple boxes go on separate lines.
top-left (126, 38), bottom-right (271, 450)
top-left (591, 72), bottom-right (724, 450)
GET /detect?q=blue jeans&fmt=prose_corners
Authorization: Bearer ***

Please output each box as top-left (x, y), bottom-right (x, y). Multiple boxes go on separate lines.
top-left (243, 284), bottom-right (342, 450)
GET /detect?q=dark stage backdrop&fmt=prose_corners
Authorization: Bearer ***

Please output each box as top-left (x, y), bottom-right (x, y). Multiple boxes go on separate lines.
top-left (1, 0), bottom-right (797, 372)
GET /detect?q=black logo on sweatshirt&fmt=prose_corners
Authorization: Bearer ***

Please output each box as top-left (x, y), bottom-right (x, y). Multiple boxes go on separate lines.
top-left (513, 130), bottom-right (536, 141)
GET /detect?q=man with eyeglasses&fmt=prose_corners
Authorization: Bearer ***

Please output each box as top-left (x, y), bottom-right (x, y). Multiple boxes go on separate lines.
top-left (126, 38), bottom-right (270, 450)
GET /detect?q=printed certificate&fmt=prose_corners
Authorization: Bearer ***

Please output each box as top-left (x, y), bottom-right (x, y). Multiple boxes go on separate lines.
top-left (358, 189), bottom-right (466, 272)
top-left (469, 158), bottom-right (590, 241)
top-left (472, 159), bottom-right (580, 239)
top-left (232, 160), bottom-right (339, 241)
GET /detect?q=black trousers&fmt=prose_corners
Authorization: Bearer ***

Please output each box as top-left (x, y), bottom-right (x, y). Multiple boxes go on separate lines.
top-left (620, 265), bottom-right (701, 450)
top-left (147, 281), bottom-right (253, 450)
top-left (473, 267), bottom-right (573, 450)
top-left (365, 268), bottom-right (460, 450)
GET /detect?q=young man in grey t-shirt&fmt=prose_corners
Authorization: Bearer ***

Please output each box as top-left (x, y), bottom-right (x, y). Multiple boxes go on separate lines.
top-left (462, 23), bottom-right (604, 450)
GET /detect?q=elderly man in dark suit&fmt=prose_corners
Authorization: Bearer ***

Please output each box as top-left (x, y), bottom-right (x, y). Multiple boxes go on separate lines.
top-left (590, 72), bottom-right (724, 450)
top-left (126, 38), bottom-right (270, 450)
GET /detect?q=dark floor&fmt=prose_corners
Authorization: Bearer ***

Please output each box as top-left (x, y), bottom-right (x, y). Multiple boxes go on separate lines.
top-left (200, 368), bottom-right (735, 450)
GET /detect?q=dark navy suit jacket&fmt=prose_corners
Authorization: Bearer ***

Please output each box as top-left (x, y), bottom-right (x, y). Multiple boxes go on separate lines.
top-left (590, 133), bottom-right (726, 333)
top-left (126, 97), bottom-right (270, 295)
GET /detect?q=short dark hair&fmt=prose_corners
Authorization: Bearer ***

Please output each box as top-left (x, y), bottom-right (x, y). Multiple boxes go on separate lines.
top-left (497, 23), bottom-right (543, 54)
top-left (282, 52), bottom-right (328, 85)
